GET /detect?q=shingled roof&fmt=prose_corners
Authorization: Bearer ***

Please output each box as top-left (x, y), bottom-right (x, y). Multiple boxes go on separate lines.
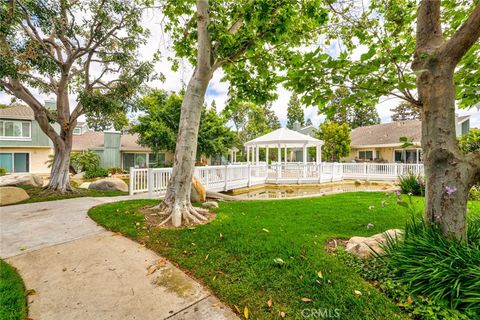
top-left (0, 105), bottom-right (34, 120)
top-left (350, 120), bottom-right (421, 148)
top-left (72, 132), bottom-right (150, 152)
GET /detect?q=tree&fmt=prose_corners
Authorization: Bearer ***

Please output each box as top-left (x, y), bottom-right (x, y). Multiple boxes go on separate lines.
top-left (0, 0), bottom-right (153, 192)
top-left (133, 90), bottom-right (235, 158)
top-left (325, 88), bottom-right (380, 129)
top-left (85, 110), bottom-right (130, 132)
top-left (286, 93), bottom-right (304, 129)
top-left (458, 128), bottom-right (480, 154)
top-left (159, 0), bottom-right (328, 226)
top-left (316, 121), bottom-right (351, 162)
top-left (391, 102), bottom-right (421, 121)
top-left (286, 0), bottom-right (480, 239)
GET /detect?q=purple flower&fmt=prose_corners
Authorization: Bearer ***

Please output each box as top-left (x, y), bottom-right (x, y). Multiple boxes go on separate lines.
top-left (445, 186), bottom-right (457, 195)
top-left (394, 190), bottom-right (401, 196)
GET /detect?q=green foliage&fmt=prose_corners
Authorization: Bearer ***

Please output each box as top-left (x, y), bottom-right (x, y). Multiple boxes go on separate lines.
top-left (163, 0), bottom-right (329, 105)
top-left (84, 167), bottom-right (108, 179)
top-left (398, 173), bottom-right (425, 196)
top-left (286, 93), bottom-right (304, 129)
top-left (458, 128), bottom-right (480, 154)
top-left (470, 185), bottom-right (480, 201)
top-left (133, 90), bottom-right (236, 158)
top-left (0, 259), bottom-right (27, 320)
top-left (284, 0), bottom-right (480, 111)
top-left (0, 167), bottom-right (6, 176)
top-left (381, 215), bottom-right (480, 316)
top-left (107, 167), bottom-right (125, 175)
top-left (324, 88), bottom-right (380, 129)
top-left (70, 151), bottom-right (100, 173)
top-left (85, 110), bottom-right (130, 132)
top-left (316, 121), bottom-right (351, 161)
top-left (391, 102), bottom-right (421, 122)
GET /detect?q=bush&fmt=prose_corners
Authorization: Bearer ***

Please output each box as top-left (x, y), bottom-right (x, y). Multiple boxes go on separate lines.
top-left (84, 167), bottom-right (108, 179)
top-left (0, 167), bottom-right (6, 176)
top-left (469, 185), bottom-right (480, 201)
top-left (71, 150), bottom-right (100, 173)
top-left (107, 167), bottom-right (124, 175)
top-left (398, 172), bottom-right (425, 196)
top-left (381, 215), bottom-right (480, 316)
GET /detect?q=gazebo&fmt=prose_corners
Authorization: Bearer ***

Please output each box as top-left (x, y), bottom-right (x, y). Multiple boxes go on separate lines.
top-left (244, 127), bottom-right (324, 165)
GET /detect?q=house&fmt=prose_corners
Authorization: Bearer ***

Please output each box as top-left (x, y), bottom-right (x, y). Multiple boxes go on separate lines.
top-left (344, 116), bottom-right (471, 163)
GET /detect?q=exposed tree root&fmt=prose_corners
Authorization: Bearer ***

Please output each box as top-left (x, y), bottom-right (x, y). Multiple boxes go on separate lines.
top-left (154, 201), bottom-right (209, 227)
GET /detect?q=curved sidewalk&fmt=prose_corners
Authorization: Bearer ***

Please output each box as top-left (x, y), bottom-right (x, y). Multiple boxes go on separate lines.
top-left (1, 196), bottom-right (238, 320)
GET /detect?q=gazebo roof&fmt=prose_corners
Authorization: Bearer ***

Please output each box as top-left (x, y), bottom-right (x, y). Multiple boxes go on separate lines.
top-left (244, 127), bottom-right (324, 148)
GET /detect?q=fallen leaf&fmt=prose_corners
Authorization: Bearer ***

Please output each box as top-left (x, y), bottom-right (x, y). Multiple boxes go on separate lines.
top-left (234, 305), bottom-right (240, 313)
top-left (273, 258), bottom-right (285, 266)
top-left (262, 228), bottom-right (270, 233)
top-left (267, 299), bottom-right (272, 308)
top-left (157, 259), bottom-right (167, 268)
top-left (353, 290), bottom-right (362, 296)
top-left (301, 297), bottom-right (312, 302)
top-left (26, 289), bottom-right (36, 296)
top-left (111, 232), bottom-right (121, 236)
top-left (279, 311), bottom-right (286, 318)
top-left (317, 271), bottom-right (323, 279)
top-left (205, 254), bottom-right (209, 261)
top-left (146, 265), bottom-right (157, 275)
top-left (244, 306), bottom-right (249, 319)
top-left (62, 267), bottom-right (67, 272)
top-left (407, 295), bottom-right (412, 305)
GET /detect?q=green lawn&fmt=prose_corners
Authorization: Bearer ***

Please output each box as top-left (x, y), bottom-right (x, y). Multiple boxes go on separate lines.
top-left (9, 185), bottom-right (127, 205)
top-left (0, 260), bottom-right (27, 320)
top-left (88, 192), bottom-right (480, 320)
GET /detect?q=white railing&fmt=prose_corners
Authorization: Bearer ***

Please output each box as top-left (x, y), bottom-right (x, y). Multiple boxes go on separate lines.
top-left (129, 163), bottom-right (424, 195)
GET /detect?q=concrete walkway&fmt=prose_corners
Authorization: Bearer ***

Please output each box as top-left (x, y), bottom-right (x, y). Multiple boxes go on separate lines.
top-left (1, 196), bottom-right (238, 320)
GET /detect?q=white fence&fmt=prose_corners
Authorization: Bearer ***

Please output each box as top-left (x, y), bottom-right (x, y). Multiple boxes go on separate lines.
top-left (129, 163), bottom-right (424, 195)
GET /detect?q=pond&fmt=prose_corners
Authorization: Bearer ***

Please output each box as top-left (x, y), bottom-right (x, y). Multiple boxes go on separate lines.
top-left (226, 182), bottom-right (397, 199)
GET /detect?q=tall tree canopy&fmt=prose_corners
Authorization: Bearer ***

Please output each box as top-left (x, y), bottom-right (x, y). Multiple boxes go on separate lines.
top-left (133, 90), bottom-right (235, 158)
top-left (158, 0), bottom-right (328, 226)
top-left (316, 121), bottom-right (351, 162)
top-left (286, 0), bottom-right (480, 239)
top-left (390, 102), bottom-right (421, 122)
top-left (286, 93), bottom-right (304, 129)
top-left (85, 110), bottom-right (130, 132)
top-left (0, 0), bottom-right (153, 192)
top-left (326, 88), bottom-right (380, 129)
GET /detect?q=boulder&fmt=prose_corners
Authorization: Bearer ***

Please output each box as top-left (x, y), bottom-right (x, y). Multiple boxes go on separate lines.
top-left (73, 171), bottom-right (85, 179)
top-left (346, 229), bottom-right (403, 259)
top-left (78, 182), bottom-right (91, 189)
top-left (0, 174), bottom-right (44, 187)
top-left (0, 187), bottom-right (30, 206)
top-left (202, 201), bottom-right (218, 209)
top-left (88, 178), bottom-right (128, 192)
top-left (191, 177), bottom-right (206, 202)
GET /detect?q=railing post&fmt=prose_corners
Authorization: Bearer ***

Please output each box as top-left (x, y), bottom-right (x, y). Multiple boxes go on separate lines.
top-left (205, 167), bottom-right (209, 189)
top-left (394, 163), bottom-right (398, 178)
top-left (248, 164), bottom-right (252, 187)
top-left (129, 167), bottom-right (134, 195)
top-left (147, 167), bottom-right (153, 199)
top-left (224, 164), bottom-right (229, 191)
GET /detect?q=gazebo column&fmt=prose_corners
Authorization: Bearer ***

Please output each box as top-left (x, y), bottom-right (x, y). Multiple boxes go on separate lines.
top-left (284, 145), bottom-right (287, 166)
top-left (246, 146), bottom-right (250, 163)
top-left (277, 144), bottom-right (281, 179)
top-left (255, 144), bottom-right (259, 165)
top-left (266, 145), bottom-right (269, 166)
top-left (302, 144), bottom-right (307, 178)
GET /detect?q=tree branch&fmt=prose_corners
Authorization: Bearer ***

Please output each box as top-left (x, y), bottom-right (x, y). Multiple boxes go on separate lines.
top-left (440, 3), bottom-right (480, 67)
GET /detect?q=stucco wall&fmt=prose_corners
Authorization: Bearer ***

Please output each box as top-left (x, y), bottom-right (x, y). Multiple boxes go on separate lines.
top-left (0, 147), bottom-right (53, 173)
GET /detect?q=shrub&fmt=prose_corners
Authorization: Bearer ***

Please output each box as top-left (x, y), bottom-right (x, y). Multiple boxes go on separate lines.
top-left (0, 167), bottom-right (6, 176)
top-left (84, 167), bottom-right (108, 179)
top-left (107, 167), bottom-right (124, 175)
top-left (71, 150), bottom-right (100, 173)
top-left (469, 185), bottom-right (480, 201)
top-left (398, 172), bottom-right (425, 196)
top-left (381, 215), bottom-right (480, 316)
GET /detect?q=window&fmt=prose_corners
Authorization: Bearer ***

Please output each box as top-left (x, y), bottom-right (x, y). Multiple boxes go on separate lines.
top-left (394, 149), bottom-right (422, 163)
top-left (0, 153), bottom-right (29, 172)
top-left (122, 153), bottom-right (148, 171)
top-left (149, 153), bottom-right (166, 168)
top-left (73, 128), bottom-right (82, 135)
top-left (358, 150), bottom-right (374, 161)
top-left (0, 120), bottom-right (31, 139)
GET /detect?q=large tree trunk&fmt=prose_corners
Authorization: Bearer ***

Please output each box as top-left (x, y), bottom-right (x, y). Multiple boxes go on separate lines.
top-left (414, 0), bottom-right (480, 240)
top-left (157, 0), bottom-right (213, 227)
top-left (47, 132), bottom-right (73, 193)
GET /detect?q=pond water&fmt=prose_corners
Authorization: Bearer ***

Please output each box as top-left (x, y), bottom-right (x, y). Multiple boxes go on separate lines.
top-left (228, 183), bottom-right (396, 199)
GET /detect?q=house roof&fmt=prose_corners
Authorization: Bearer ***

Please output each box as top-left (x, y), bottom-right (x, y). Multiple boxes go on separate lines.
top-left (0, 105), bottom-right (35, 120)
top-left (350, 120), bottom-right (421, 148)
top-left (72, 132), bottom-right (150, 152)
top-left (244, 127), bottom-right (323, 147)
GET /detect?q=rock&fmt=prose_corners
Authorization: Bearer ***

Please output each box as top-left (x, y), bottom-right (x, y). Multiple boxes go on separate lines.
top-left (191, 176), bottom-right (206, 202)
top-left (354, 179), bottom-right (362, 186)
top-left (0, 187), bottom-right (30, 205)
top-left (73, 172), bottom-right (85, 179)
top-left (0, 174), bottom-right (44, 187)
top-left (88, 178), bottom-right (128, 192)
top-left (202, 201), bottom-right (218, 209)
top-left (346, 229), bottom-right (403, 259)
top-left (78, 182), bottom-right (91, 189)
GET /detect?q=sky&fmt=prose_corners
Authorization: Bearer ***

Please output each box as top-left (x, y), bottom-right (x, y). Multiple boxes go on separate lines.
top-left (1, 9), bottom-right (479, 129)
